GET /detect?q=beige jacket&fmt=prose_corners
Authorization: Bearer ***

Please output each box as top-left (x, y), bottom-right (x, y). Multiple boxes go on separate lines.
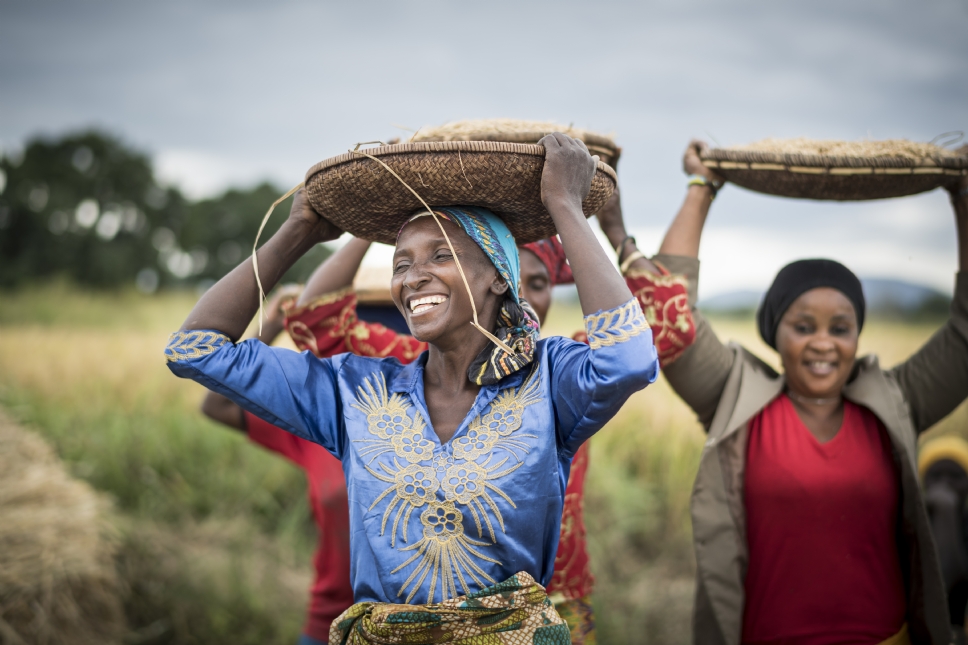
top-left (659, 253), bottom-right (968, 645)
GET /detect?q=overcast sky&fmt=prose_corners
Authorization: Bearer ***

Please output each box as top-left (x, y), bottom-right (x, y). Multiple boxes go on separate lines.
top-left (2, 0), bottom-right (966, 297)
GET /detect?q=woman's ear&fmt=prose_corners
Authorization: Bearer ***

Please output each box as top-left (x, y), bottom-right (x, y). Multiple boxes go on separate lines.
top-left (490, 275), bottom-right (510, 296)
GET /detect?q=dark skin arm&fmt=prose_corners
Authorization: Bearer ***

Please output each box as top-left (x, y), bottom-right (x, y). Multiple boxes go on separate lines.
top-left (539, 133), bottom-right (634, 315)
top-left (950, 171), bottom-right (968, 271)
top-left (597, 185), bottom-right (660, 273)
top-left (199, 286), bottom-right (301, 431)
top-left (179, 189), bottom-right (341, 338)
top-left (295, 237), bottom-right (373, 306)
top-left (598, 140), bottom-right (721, 266)
top-left (658, 139), bottom-right (722, 258)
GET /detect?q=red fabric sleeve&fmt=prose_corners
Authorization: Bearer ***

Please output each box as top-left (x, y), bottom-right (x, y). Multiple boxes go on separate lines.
top-left (244, 411), bottom-right (308, 468)
top-left (624, 263), bottom-right (696, 367)
top-left (546, 440), bottom-right (594, 600)
top-left (283, 288), bottom-right (427, 362)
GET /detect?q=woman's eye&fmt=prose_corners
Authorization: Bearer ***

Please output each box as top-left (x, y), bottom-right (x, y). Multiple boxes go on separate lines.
top-left (434, 252), bottom-right (453, 262)
top-left (831, 325), bottom-right (850, 336)
top-left (794, 324), bottom-right (813, 334)
top-left (393, 263), bottom-right (410, 274)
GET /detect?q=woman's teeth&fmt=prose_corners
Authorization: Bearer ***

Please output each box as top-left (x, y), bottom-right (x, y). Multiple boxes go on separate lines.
top-left (410, 296), bottom-right (447, 314)
top-left (806, 360), bottom-right (835, 375)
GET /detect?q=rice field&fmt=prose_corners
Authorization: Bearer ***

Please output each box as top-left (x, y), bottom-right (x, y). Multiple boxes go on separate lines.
top-left (0, 285), bottom-right (964, 644)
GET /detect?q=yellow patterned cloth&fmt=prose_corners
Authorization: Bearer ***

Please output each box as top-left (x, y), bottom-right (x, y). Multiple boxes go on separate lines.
top-left (918, 435), bottom-right (968, 480)
top-left (553, 596), bottom-right (595, 645)
top-left (329, 571), bottom-right (571, 644)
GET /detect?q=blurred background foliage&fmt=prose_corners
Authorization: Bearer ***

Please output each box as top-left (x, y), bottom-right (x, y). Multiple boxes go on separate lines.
top-left (0, 130), bottom-right (328, 292)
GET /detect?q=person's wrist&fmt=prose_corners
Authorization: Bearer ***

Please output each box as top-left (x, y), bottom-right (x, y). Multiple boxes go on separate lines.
top-left (615, 235), bottom-right (637, 261)
top-left (543, 193), bottom-right (584, 218)
top-left (278, 217), bottom-right (329, 251)
top-left (600, 223), bottom-right (628, 250)
top-left (687, 175), bottom-right (721, 200)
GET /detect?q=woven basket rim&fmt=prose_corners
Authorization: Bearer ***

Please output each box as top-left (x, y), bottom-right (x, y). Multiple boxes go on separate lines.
top-left (305, 141), bottom-right (617, 183)
top-left (701, 147), bottom-right (968, 169)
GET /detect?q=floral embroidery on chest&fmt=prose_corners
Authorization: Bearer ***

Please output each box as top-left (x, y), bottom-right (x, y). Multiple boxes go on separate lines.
top-left (350, 369), bottom-right (543, 603)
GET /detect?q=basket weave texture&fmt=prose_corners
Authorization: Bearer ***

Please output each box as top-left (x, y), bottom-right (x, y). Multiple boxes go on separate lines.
top-left (701, 147), bottom-right (967, 201)
top-left (305, 141), bottom-right (617, 245)
top-left (410, 119), bottom-right (621, 167)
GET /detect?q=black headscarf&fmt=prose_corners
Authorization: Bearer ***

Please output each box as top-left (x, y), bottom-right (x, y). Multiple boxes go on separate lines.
top-left (757, 259), bottom-right (866, 349)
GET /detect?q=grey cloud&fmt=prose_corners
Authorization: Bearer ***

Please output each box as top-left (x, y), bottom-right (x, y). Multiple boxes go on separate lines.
top-left (1, 0), bottom-right (966, 283)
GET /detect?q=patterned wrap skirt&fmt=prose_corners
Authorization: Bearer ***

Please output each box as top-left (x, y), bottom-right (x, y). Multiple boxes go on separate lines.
top-left (329, 572), bottom-right (571, 644)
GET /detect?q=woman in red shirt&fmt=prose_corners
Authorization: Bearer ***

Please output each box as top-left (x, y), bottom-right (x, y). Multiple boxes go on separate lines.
top-left (601, 140), bottom-right (968, 645)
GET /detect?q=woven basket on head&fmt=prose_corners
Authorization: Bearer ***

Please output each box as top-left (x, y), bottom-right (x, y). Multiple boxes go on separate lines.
top-left (304, 141), bottom-right (617, 245)
top-left (701, 138), bottom-right (968, 201)
top-left (410, 119), bottom-right (621, 168)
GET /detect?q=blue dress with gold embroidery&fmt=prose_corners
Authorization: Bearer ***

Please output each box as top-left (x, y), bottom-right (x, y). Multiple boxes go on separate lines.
top-left (166, 298), bottom-right (657, 605)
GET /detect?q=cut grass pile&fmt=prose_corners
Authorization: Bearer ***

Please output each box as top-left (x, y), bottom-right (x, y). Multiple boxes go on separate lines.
top-left (0, 286), bottom-right (964, 644)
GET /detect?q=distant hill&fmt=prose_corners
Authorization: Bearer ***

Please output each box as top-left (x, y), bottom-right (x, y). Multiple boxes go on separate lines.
top-left (698, 278), bottom-right (950, 319)
top-left (696, 290), bottom-right (762, 312)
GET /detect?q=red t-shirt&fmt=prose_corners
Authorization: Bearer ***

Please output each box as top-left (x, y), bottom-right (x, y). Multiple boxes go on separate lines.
top-left (743, 394), bottom-right (906, 645)
top-left (246, 412), bottom-right (353, 641)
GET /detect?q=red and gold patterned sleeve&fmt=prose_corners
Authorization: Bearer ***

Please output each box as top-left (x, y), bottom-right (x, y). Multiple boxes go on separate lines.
top-left (547, 440), bottom-right (594, 602)
top-left (624, 262), bottom-right (696, 368)
top-left (283, 288), bottom-right (427, 362)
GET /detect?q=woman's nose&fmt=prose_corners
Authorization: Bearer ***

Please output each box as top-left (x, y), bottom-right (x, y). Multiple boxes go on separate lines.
top-left (806, 334), bottom-right (837, 354)
top-left (402, 261), bottom-right (431, 291)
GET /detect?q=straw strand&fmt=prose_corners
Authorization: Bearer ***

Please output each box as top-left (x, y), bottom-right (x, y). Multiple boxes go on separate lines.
top-left (251, 181), bottom-right (304, 335)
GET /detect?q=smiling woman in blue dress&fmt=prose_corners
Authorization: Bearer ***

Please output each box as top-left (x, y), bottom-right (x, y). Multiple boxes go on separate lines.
top-left (164, 133), bottom-right (658, 644)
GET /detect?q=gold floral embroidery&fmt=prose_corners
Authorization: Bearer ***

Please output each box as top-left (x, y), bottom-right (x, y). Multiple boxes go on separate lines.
top-left (351, 368), bottom-right (544, 604)
top-left (392, 501), bottom-right (500, 603)
top-left (164, 330), bottom-right (230, 362)
top-left (390, 430), bottom-right (435, 463)
top-left (351, 374), bottom-right (424, 464)
top-left (583, 297), bottom-right (649, 350)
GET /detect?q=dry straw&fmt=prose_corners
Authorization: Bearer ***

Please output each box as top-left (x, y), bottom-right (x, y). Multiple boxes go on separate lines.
top-left (410, 118), bottom-right (621, 167)
top-left (726, 137), bottom-right (961, 159)
top-left (0, 410), bottom-right (125, 645)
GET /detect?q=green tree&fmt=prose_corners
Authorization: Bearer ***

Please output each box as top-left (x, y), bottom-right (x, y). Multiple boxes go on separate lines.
top-left (0, 131), bottom-right (185, 288)
top-left (0, 130), bottom-right (328, 290)
top-left (182, 184), bottom-right (329, 288)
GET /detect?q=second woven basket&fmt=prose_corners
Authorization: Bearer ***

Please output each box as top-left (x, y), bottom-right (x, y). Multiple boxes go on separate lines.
top-left (701, 139), bottom-right (967, 201)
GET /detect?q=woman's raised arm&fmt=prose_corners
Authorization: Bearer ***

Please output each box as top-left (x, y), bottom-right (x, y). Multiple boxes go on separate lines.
top-left (655, 141), bottom-right (735, 429)
top-left (295, 237), bottom-right (372, 307)
top-left (539, 133), bottom-right (633, 315)
top-left (658, 140), bottom-right (721, 258)
top-left (889, 175), bottom-right (968, 432)
top-left (180, 189), bottom-right (341, 339)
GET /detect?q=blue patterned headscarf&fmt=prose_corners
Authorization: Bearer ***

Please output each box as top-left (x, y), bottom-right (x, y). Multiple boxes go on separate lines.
top-left (398, 206), bottom-right (538, 385)
top-left (424, 206), bottom-right (521, 303)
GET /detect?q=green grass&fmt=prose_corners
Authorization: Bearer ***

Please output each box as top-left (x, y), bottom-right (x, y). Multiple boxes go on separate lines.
top-left (1, 285), bottom-right (965, 644)
top-left (0, 286), bottom-right (315, 644)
